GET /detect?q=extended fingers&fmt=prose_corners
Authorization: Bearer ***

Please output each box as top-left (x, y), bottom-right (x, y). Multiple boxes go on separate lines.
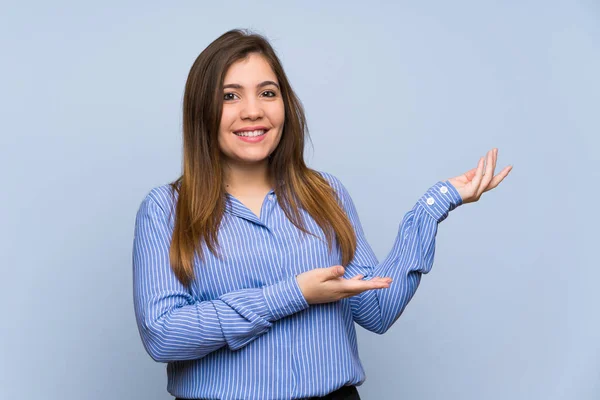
top-left (478, 149), bottom-right (495, 196)
top-left (484, 149), bottom-right (512, 191)
top-left (488, 165), bottom-right (513, 189)
top-left (341, 277), bottom-right (392, 297)
top-left (371, 276), bottom-right (392, 284)
top-left (471, 156), bottom-right (485, 191)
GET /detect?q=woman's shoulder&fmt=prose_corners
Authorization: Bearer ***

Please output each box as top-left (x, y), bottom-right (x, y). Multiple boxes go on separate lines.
top-left (313, 169), bottom-right (356, 209)
top-left (314, 169), bottom-right (347, 196)
top-left (314, 169), bottom-right (343, 188)
top-left (138, 181), bottom-right (179, 217)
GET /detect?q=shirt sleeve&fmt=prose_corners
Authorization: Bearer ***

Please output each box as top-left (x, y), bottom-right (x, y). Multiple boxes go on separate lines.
top-left (327, 175), bottom-right (462, 334)
top-left (132, 193), bottom-right (309, 363)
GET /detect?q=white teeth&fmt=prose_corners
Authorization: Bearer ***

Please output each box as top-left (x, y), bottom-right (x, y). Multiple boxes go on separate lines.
top-left (234, 130), bottom-right (266, 137)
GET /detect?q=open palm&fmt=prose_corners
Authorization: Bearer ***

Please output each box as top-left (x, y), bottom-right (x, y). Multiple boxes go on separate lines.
top-left (447, 148), bottom-right (513, 204)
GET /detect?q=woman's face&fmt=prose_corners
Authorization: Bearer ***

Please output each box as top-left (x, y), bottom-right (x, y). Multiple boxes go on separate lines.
top-left (218, 53), bottom-right (285, 167)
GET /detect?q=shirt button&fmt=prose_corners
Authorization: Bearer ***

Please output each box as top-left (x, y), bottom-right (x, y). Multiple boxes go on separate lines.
top-left (440, 186), bottom-right (448, 194)
top-left (426, 197), bottom-right (435, 205)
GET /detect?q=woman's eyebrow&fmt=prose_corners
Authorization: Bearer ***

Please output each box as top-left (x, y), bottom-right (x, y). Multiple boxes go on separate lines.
top-left (223, 80), bottom-right (280, 90)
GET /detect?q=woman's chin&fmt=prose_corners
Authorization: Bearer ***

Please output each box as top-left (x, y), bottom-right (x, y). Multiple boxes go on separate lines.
top-left (226, 154), bottom-right (270, 165)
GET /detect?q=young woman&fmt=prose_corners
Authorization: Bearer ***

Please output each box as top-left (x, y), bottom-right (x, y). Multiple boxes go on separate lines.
top-left (132, 29), bottom-right (512, 400)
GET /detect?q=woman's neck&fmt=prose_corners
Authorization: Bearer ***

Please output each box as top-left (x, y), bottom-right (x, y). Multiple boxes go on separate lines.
top-left (222, 160), bottom-right (274, 194)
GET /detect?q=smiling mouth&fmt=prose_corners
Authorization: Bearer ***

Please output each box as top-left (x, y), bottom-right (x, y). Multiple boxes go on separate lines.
top-left (233, 129), bottom-right (268, 137)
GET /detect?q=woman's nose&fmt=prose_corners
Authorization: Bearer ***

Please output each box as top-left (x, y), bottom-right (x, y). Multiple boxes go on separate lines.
top-left (240, 98), bottom-right (264, 120)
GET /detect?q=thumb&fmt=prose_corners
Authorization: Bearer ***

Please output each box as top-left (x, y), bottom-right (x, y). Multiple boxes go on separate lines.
top-left (328, 265), bottom-right (344, 279)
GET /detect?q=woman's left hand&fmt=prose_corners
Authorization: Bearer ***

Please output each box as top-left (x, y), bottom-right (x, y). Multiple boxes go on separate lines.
top-left (447, 148), bottom-right (513, 205)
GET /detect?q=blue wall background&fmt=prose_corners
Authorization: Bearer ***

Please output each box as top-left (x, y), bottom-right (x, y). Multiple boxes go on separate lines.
top-left (1, 1), bottom-right (598, 399)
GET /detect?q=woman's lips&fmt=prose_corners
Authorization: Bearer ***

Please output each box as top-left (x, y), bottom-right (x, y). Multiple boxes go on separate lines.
top-left (233, 129), bottom-right (268, 143)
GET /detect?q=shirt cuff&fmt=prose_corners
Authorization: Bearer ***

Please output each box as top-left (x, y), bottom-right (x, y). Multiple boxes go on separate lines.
top-left (262, 275), bottom-right (310, 321)
top-left (417, 180), bottom-right (463, 223)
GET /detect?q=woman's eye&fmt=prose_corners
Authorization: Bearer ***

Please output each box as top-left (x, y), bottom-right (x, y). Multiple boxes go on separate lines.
top-left (223, 91), bottom-right (276, 101)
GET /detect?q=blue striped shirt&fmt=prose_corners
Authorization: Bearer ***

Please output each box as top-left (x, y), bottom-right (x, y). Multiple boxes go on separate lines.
top-left (132, 171), bottom-right (463, 399)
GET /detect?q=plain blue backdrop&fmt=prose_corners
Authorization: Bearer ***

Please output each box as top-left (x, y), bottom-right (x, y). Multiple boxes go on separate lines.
top-left (1, 1), bottom-right (598, 399)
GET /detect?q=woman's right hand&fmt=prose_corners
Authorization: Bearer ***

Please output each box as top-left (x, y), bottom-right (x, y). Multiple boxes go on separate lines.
top-left (295, 265), bottom-right (392, 305)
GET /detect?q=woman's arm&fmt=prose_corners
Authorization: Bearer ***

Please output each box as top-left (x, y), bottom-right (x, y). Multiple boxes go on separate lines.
top-left (321, 172), bottom-right (462, 334)
top-left (132, 194), bottom-right (309, 363)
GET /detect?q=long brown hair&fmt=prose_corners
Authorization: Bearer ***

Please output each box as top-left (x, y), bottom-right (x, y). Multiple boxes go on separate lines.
top-left (168, 28), bottom-right (356, 287)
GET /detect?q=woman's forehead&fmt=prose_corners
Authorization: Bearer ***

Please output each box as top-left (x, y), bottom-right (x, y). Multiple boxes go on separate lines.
top-left (224, 54), bottom-right (277, 84)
